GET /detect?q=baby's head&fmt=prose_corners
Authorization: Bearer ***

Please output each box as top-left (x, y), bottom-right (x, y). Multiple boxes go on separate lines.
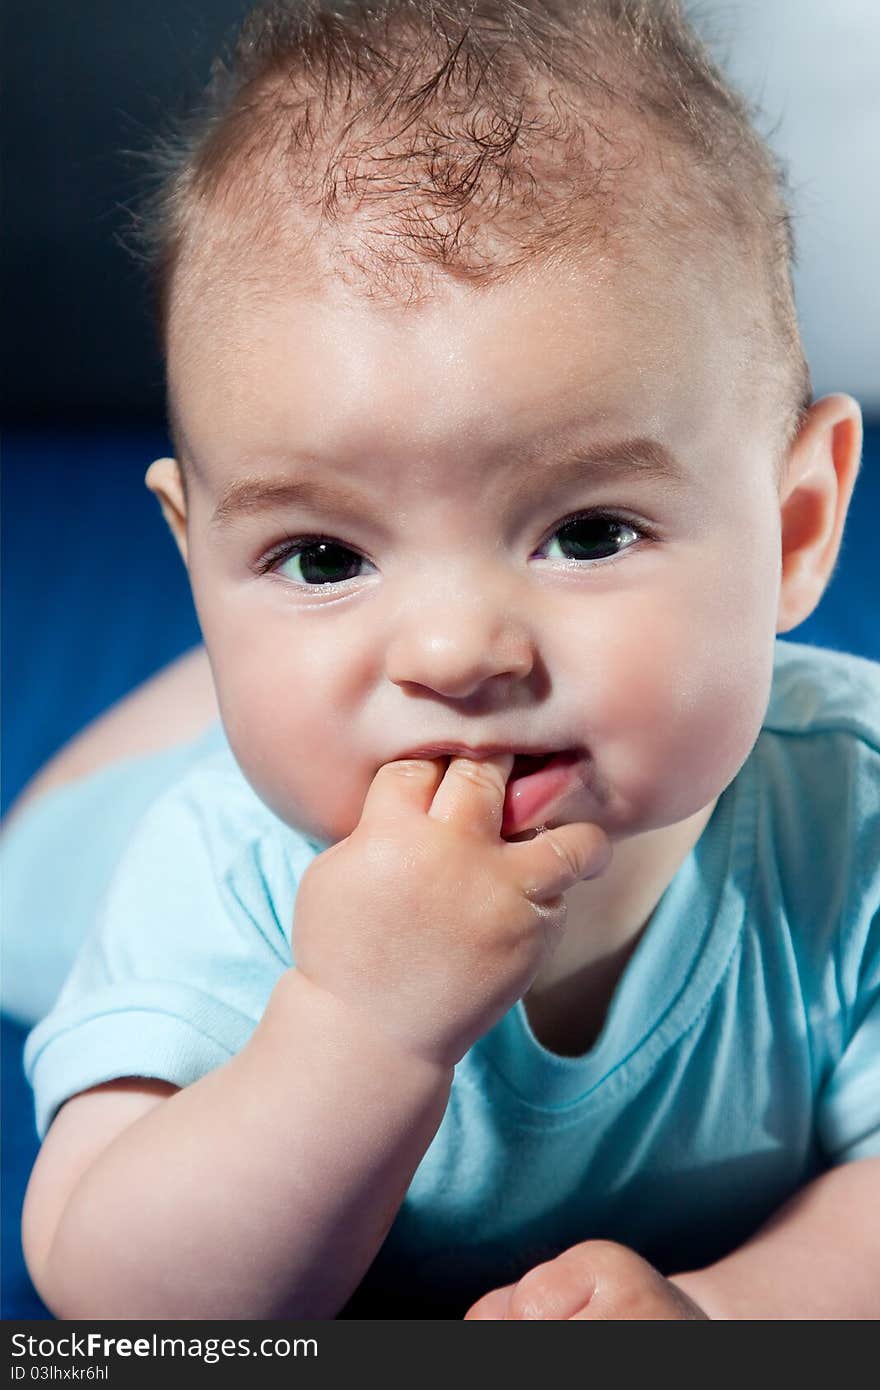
top-left (138, 0), bottom-right (861, 848)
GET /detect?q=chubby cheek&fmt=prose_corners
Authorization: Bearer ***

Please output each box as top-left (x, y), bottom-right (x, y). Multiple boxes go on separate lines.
top-left (611, 625), bottom-right (773, 830)
top-left (567, 553), bottom-right (779, 834)
top-left (199, 607), bottom-right (374, 844)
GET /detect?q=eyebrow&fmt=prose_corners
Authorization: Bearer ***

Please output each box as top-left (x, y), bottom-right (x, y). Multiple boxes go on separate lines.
top-left (210, 473), bottom-right (384, 530)
top-left (208, 435), bottom-right (686, 531)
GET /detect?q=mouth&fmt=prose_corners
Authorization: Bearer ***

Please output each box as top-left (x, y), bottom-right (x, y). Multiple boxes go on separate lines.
top-left (392, 743), bottom-right (589, 837)
top-left (508, 751), bottom-right (559, 778)
top-left (502, 748), bottom-right (587, 838)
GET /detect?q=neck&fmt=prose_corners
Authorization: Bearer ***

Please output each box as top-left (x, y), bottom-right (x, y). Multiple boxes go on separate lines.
top-left (523, 798), bottom-right (718, 1054)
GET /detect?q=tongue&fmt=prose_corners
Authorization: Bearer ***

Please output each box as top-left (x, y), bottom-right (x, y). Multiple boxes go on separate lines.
top-left (502, 750), bottom-right (579, 836)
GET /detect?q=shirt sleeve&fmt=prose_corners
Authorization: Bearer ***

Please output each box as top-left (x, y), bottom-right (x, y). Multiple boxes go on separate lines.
top-left (815, 906), bottom-right (880, 1164)
top-left (23, 770), bottom-right (308, 1138)
top-left (814, 728), bottom-right (880, 1165)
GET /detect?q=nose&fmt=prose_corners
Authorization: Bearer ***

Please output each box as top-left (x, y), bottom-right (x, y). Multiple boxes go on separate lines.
top-left (385, 590), bottom-right (536, 701)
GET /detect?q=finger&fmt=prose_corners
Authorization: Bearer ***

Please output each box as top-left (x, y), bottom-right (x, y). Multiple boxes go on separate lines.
top-left (507, 1252), bottom-right (598, 1320)
top-left (505, 822), bottom-right (612, 904)
top-left (550, 1241), bottom-right (702, 1321)
top-left (463, 1283), bottom-right (516, 1320)
top-left (427, 753), bottom-right (515, 839)
top-left (358, 757), bottom-right (448, 825)
top-left (569, 1273), bottom-right (709, 1320)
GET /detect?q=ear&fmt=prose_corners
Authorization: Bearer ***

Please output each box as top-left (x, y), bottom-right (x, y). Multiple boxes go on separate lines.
top-left (145, 457), bottom-right (189, 566)
top-left (776, 394), bottom-right (863, 635)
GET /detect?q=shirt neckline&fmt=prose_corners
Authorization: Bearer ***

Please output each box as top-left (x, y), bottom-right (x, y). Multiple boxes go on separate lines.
top-left (463, 750), bottom-right (756, 1115)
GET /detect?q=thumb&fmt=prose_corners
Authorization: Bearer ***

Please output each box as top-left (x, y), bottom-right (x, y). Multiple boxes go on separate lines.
top-left (508, 822), bottom-right (613, 904)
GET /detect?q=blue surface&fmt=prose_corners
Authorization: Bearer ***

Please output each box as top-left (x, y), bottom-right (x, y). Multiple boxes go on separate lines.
top-left (2, 428), bottom-right (201, 1317)
top-left (1, 423), bottom-right (878, 1318)
top-left (2, 428), bottom-right (202, 817)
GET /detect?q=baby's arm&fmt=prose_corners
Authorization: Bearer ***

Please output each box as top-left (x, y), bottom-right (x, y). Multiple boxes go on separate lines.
top-left (24, 754), bottom-right (611, 1319)
top-left (24, 970), bottom-right (454, 1319)
top-left (669, 1157), bottom-right (880, 1318)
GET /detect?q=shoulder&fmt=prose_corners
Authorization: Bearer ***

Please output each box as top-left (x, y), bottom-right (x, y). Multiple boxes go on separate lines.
top-left (120, 724), bottom-right (322, 906)
top-left (763, 638), bottom-right (880, 751)
top-left (39, 724), bottom-right (323, 1033)
top-left (22, 728), bottom-right (324, 1135)
top-left (749, 640), bottom-right (879, 998)
top-left (755, 641), bottom-right (880, 864)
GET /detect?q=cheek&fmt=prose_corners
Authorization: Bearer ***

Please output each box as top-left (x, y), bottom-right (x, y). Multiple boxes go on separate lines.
top-left (198, 603), bottom-right (373, 842)
top-left (631, 628), bottom-right (774, 824)
top-left (563, 544), bottom-right (779, 829)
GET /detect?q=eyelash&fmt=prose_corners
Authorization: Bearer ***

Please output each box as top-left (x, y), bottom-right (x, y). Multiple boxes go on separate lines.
top-left (254, 509), bottom-right (656, 587)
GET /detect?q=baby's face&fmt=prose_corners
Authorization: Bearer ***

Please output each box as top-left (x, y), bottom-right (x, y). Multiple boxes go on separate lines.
top-left (162, 252), bottom-right (785, 847)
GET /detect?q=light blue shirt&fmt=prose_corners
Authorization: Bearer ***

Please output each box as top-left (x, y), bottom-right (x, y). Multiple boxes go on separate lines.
top-left (20, 639), bottom-right (880, 1314)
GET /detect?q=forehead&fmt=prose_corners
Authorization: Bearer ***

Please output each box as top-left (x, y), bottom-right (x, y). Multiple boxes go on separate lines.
top-left (168, 243), bottom-right (763, 490)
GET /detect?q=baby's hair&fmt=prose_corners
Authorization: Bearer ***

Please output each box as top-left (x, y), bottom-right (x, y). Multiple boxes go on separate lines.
top-left (122, 0), bottom-right (812, 472)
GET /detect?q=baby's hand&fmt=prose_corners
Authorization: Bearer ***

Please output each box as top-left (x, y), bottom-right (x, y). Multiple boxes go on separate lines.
top-left (292, 755), bottom-right (612, 1069)
top-left (464, 1241), bottom-right (709, 1320)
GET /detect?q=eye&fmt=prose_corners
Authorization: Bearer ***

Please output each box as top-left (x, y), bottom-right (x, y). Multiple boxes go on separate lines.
top-left (537, 511), bottom-right (646, 563)
top-left (260, 537), bottom-right (374, 587)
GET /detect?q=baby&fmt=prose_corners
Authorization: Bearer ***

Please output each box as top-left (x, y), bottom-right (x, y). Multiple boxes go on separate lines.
top-left (11, 0), bottom-right (880, 1319)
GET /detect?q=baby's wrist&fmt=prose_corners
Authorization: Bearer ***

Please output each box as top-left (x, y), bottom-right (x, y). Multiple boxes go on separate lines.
top-left (269, 967), bottom-right (457, 1091)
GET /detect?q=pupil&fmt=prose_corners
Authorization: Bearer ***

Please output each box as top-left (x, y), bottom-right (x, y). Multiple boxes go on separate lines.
top-left (300, 542), bottom-right (360, 584)
top-left (558, 517), bottom-right (626, 560)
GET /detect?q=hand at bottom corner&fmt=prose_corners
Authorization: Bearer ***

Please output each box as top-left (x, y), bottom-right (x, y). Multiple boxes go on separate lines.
top-left (463, 1240), bottom-right (709, 1320)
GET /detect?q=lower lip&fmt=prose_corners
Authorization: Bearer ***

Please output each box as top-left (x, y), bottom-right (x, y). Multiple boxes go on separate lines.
top-left (501, 751), bottom-right (586, 836)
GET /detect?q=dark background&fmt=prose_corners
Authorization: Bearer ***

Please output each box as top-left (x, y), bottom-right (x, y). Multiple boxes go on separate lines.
top-left (4, 1), bottom-right (250, 426)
